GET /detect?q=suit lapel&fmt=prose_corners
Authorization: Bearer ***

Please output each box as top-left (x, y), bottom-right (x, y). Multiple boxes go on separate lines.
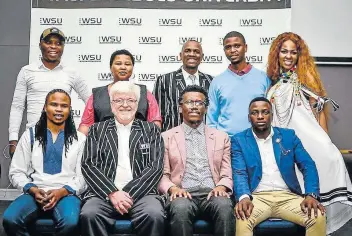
top-left (175, 68), bottom-right (186, 92)
top-left (106, 119), bottom-right (119, 168)
top-left (199, 71), bottom-right (211, 88)
top-left (205, 126), bottom-right (215, 174)
top-left (199, 72), bottom-right (206, 88)
top-left (174, 126), bottom-right (187, 167)
top-left (272, 128), bottom-right (282, 167)
top-left (246, 129), bottom-right (262, 166)
top-left (129, 120), bottom-right (142, 173)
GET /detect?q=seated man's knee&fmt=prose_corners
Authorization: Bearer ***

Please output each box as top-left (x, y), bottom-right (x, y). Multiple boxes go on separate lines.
top-left (57, 212), bottom-right (79, 233)
top-left (80, 203), bottom-right (99, 223)
top-left (212, 197), bottom-right (233, 210)
top-left (306, 211), bottom-right (326, 229)
top-left (3, 209), bottom-right (19, 229)
top-left (236, 218), bottom-right (254, 233)
top-left (143, 202), bottom-right (165, 222)
top-left (211, 197), bottom-right (234, 219)
top-left (3, 195), bottom-right (37, 229)
top-left (169, 198), bottom-right (194, 217)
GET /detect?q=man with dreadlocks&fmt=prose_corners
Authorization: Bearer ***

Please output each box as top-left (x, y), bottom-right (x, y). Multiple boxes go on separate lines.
top-left (3, 89), bottom-right (86, 236)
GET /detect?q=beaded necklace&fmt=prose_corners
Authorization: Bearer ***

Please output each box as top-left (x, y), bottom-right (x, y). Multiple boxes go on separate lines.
top-left (279, 66), bottom-right (303, 104)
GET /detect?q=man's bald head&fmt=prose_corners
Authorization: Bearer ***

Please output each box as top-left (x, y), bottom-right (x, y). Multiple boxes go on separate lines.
top-left (180, 40), bottom-right (203, 72)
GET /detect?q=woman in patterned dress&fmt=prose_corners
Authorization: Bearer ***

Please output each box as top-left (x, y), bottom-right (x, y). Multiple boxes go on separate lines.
top-left (266, 32), bottom-right (352, 234)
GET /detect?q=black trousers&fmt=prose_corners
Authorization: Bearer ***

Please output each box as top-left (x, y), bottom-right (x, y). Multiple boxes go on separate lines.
top-left (166, 190), bottom-right (235, 236)
top-left (80, 195), bottom-right (165, 236)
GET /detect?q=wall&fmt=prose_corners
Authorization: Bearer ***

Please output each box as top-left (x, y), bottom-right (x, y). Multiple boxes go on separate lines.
top-left (320, 66), bottom-right (352, 150)
top-left (292, 0), bottom-right (352, 59)
top-left (0, 0), bottom-right (31, 187)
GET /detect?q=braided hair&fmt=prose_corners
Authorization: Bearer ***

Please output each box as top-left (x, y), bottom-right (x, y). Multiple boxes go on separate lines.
top-left (35, 89), bottom-right (78, 155)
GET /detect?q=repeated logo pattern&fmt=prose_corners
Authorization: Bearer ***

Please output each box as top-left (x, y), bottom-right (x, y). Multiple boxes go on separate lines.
top-left (30, 5), bottom-right (291, 124)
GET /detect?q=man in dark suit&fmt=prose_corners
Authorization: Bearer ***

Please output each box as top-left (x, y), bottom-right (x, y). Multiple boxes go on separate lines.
top-left (80, 81), bottom-right (165, 236)
top-left (231, 97), bottom-right (326, 236)
top-left (153, 40), bottom-right (213, 132)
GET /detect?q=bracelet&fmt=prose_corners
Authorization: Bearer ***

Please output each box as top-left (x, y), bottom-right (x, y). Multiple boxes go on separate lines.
top-left (2, 143), bottom-right (17, 159)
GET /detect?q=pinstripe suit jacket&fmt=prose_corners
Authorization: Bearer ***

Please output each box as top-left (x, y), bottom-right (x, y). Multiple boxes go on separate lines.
top-left (81, 118), bottom-right (164, 202)
top-left (153, 67), bottom-right (213, 132)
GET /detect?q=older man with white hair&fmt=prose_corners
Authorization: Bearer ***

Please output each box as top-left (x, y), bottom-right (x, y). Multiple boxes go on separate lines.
top-left (80, 81), bottom-right (165, 236)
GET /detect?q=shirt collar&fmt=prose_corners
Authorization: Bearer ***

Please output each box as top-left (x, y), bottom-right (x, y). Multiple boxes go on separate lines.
top-left (114, 119), bottom-right (133, 131)
top-left (182, 122), bottom-right (205, 136)
top-left (228, 63), bottom-right (252, 76)
top-left (46, 128), bottom-right (64, 137)
top-left (181, 66), bottom-right (199, 80)
top-left (38, 59), bottom-right (64, 70)
top-left (252, 127), bottom-right (274, 142)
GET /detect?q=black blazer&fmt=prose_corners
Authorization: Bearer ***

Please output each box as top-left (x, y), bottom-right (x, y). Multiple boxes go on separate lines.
top-left (153, 67), bottom-right (213, 132)
top-left (81, 118), bottom-right (164, 202)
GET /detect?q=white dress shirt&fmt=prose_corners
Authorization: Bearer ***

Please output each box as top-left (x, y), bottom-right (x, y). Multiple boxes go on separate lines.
top-left (113, 119), bottom-right (134, 190)
top-left (9, 129), bottom-right (87, 195)
top-left (240, 128), bottom-right (289, 201)
top-left (182, 67), bottom-right (200, 86)
top-left (9, 60), bottom-right (91, 141)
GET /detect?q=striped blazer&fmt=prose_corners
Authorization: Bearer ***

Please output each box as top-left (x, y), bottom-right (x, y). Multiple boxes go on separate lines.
top-left (81, 118), bottom-right (164, 202)
top-left (153, 67), bottom-right (213, 132)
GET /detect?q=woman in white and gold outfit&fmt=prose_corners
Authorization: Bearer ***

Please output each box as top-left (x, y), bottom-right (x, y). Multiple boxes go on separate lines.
top-left (266, 32), bottom-right (352, 234)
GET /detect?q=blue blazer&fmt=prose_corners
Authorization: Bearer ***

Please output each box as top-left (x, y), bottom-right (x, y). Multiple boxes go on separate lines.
top-left (231, 127), bottom-right (319, 201)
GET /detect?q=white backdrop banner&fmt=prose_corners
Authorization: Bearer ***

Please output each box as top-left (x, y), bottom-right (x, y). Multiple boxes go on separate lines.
top-left (30, 0), bottom-right (291, 126)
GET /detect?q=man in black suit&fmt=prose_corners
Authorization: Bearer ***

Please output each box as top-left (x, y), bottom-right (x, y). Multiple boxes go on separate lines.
top-left (153, 40), bottom-right (213, 132)
top-left (80, 81), bottom-right (165, 236)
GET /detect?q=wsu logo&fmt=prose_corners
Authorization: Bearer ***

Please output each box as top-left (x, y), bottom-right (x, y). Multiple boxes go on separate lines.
top-left (118, 18), bottom-right (142, 26)
top-left (159, 55), bottom-right (182, 64)
top-left (246, 56), bottom-right (263, 64)
top-left (159, 18), bottom-right (182, 26)
top-left (65, 36), bottom-right (82, 44)
top-left (99, 36), bottom-right (122, 44)
top-left (40, 18), bottom-right (62, 25)
top-left (78, 54), bottom-right (102, 63)
top-left (138, 37), bottom-right (162, 45)
top-left (79, 17), bottom-right (102, 25)
top-left (199, 19), bottom-right (222, 27)
top-left (138, 74), bottom-right (161, 82)
top-left (240, 19), bottom-right (263, 27)
top-left (260, 37), bottom-right (276, 45)
top-left (202, 55), bottom-right (223, 64)
top-left (179, 37), bottom-right (202, 45)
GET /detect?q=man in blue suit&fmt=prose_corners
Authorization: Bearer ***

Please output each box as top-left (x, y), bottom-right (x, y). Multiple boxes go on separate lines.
top-left (231, 97), bottom-right (326, 236)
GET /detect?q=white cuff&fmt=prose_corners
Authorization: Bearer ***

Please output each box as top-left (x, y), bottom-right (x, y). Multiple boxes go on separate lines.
top-left (9, 132), bottom-right (19, 142)
top-left (239, 194), bottom-right (250, 201)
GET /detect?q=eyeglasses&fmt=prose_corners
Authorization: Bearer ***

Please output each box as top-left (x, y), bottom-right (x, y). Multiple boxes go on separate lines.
top-left (111, 99), bottom-right (137, 106)
top-left (181, 100), bottom-right (206, 107)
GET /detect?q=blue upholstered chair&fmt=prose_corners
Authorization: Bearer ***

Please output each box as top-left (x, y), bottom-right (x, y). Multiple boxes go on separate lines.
top-left (33, 217), bottom-right (305, 236)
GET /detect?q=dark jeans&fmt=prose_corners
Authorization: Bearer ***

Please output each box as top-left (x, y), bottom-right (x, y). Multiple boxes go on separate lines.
top-left (166, 190), bottom-right (235, 236)
top-left (80, 195), bottom-right (166, 236)
top-left (2, 194), bottom-right (81, 236)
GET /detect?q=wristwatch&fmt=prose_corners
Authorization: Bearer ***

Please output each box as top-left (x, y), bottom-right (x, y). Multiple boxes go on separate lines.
top-left (305, 193), bottom-right (320, 201)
